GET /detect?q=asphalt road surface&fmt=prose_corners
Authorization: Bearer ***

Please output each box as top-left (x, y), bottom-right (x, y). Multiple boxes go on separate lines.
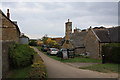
top-left (33, 47), bottom-right (118, 78)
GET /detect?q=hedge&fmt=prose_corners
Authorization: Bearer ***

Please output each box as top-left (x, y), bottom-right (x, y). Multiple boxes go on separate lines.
top-left (9, 43), bottom-right (36, 68)
top-left (102, 43), bottom-right (120, 63)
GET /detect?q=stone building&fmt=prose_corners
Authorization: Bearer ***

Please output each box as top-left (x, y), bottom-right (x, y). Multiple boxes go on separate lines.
top-left (70, 28), bottom-right (87, 55)
top-left (0, 9), bottom-right (21, 78)
top-left (62, 19), bottom-right (120, 59)
top-left (85, 26), bottom-right (120, 59)
top-left (62, 19), bottom-right (74, 49)
top-left (0, 9), bottom-right (20, 42)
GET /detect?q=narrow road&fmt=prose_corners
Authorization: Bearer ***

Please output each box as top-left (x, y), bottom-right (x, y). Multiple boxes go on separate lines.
top-left (33, 47), bottom-right (118, 78)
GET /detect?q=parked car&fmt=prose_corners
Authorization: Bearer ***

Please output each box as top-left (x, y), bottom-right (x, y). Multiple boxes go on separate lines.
top-left (47, 48), bottom-right (59, 55)
top-left (41, 45), bottom-right (49, 52)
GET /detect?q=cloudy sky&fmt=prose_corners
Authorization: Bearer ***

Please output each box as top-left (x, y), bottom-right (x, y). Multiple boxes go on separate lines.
top-left (1, 0), bottom-right (119, 39)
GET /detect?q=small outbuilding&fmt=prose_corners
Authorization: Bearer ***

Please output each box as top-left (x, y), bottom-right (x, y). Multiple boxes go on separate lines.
top-left (20, 33), bottom-right (29, 44)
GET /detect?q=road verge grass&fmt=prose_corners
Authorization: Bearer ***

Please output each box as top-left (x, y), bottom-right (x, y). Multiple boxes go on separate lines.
top-left (79, 63), bottom-right (120, 73)
top-left (49, 56), bottom-right (102, 63)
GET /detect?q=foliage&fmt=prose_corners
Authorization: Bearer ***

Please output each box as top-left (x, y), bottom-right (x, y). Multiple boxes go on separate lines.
top-left (80, 63), bottom-right (120, 73)
top-left (102, 43), bottom-right (120, 63)
top-left (41, 35), bottom-right (60, 48)
top-left (41, 34), bottom-right (48, 45)
top-left (7, 50), bottom-right (47, 79)
top-left (9, 44), bottom-right (36, 68)
top-left (46, 38), bottom-right (59, 48)
top-left (28, 54), bottom-right (47, 78)
top-left (29, 40), bottom-right (37, 46)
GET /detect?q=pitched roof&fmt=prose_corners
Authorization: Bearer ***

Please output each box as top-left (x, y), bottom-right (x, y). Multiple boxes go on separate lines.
top-left (108, 27), bottom-right (119, 42)
top-left (94, 29), bottom-right (110, 42)
top-left (20, 34), bottom-right (29, 38)
top-left (70, 31), bottom-right (87, 48)
top-left (93, 26), bottom-right (120, 43)
top-left (0, 9), bottom-right (20, 34)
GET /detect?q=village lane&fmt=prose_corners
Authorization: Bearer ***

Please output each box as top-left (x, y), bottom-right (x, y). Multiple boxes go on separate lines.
top-left (32, 47), bottom-right (118, 78)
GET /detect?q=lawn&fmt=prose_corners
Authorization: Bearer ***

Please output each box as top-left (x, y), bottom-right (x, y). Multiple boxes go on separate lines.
top-left (49, 56), bottom-right (102, 63)
top-left (79, 63), bottom-right (120, 73)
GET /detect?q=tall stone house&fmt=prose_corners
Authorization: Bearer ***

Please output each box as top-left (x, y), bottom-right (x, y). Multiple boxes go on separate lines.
top-left (62, 19), bottom-right (120, 59)
top-left (0, 9), bottom-right (21, 78)
top-left (0, 9), bottom-right (20, 42)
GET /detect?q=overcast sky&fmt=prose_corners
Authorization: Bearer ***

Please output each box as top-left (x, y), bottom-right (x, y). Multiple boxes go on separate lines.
top-left (1, 1), bottom-right (118, 39)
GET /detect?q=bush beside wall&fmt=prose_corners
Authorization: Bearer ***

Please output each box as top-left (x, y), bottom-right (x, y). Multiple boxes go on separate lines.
top-left (9, 44), bottom-right (36, 68)
top-left (102, 43), bottom-right (120, 63)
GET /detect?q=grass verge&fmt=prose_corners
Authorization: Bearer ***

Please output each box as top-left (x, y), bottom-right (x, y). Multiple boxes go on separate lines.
top-left (49, 56), bottom-right (102, 63)
top-left (79, 63), bottom-right (120, 73)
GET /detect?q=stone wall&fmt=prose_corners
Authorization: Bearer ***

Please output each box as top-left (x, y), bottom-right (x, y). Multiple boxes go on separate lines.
top-left (0, 41), bottom-right (2, 79)
top-left (62, 41), bottom-right (74, 49)
top-left (74, 48), bottom-right (85, 55)
top-left (2, 41), bottom-right (14, 78)
top-left (85, 30), bottom-right (101, 59)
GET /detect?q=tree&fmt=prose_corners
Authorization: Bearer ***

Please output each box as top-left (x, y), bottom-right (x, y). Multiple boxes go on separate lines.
top-left (46, 38), bottom-right (59, 48)
top-left (41, 34), bottom-right (48, 45)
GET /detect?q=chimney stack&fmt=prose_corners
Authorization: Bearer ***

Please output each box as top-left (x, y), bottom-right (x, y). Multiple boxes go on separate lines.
top-left (68, 19), bottom-right (70, 22)
top-left (7, 9), bottom-right (10, 19)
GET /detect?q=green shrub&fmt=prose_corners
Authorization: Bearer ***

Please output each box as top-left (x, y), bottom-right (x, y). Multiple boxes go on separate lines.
top-left (29, 40), bottom-right (37, 46)
top-left (9, 43), bottom-right (36, 68)
top-left (102, 43), bottom-right (120, 63)
top-left (28, 54), bottom-right (47, 78)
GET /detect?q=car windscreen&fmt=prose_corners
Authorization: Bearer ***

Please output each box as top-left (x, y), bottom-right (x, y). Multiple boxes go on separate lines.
top-left (51, 49), bottom-right (57, 51)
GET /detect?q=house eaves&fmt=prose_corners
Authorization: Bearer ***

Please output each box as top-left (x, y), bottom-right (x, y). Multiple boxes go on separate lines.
top-left (91, 28), bottom-right (101, 42)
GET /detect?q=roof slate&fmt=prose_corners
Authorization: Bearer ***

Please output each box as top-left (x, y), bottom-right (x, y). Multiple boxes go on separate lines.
top-left (94, 26), bottom-right (120, 43)
top-left (70, 31), bottom-right (87, 48)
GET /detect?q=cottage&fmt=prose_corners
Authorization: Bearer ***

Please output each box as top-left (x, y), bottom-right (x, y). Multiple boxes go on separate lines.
top-left (70, 28), bottom-right (87, 55)
top-left (0, 9), bottom-right (21, 78)
top-left (85, 26), bottom-right (120, 59)
top-left (0, 9), bottom-right (20, 42)
top-left (62, 19), bottom-right (120, 59)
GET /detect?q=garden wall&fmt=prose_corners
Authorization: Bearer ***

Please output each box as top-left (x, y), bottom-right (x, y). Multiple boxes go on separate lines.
top-left (2, 41), bottom-right (14, 78)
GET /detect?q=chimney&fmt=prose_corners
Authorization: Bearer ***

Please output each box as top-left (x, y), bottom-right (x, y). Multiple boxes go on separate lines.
top-left (68, 19), bottom-right (70, 22)
top-left (7, 9), bottom-right (10, 19)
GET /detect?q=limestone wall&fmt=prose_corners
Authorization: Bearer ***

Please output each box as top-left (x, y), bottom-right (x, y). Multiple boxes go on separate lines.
top-left (2, 41), bottom-right (14, 78)
top-left (85, 30), bottom-right (100, 59)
